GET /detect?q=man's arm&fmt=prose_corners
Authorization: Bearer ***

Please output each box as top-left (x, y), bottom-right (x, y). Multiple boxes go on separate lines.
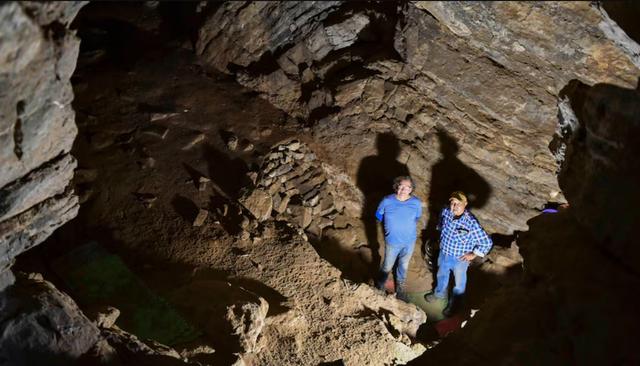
top-left (415, 200), bottom-right (423, 223)
top-left (470, 220), bottom-right (492, 257)
top-left (459, 217), bottom-right (492, 261)
top-left (375, 198), bottom-right (386, 222)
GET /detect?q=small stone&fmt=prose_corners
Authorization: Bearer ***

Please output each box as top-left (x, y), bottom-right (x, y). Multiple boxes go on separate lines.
top-left (182, 133), bottom-right (206, 150)
top-left (134, 193), bottom-right (157, 208)
top-left (241, 139), bottom-right (254, 152)
top-left (260, 128), bottom-right (272, 137)
top-left (304, 152), bottom-right (316, 162)
top-left (274, 194), bottom-right (291, 214)
top-left (193, 209), bottom-right (209, 227)
top-left (198, 176), bottom-right (210, 191)
top-left (241, 230), bottom-right (251, 241)
top-left (226, 134), bottom-right (239, 151)
top-left (246, 171), bottom-right (258, 185)
top-left (239, 189), bottom-right (273, 221)
top-left (150, 112), bottom-right (179, 122)
top-left (289, 204), bottom-right (313, 228)
top-left (141, 125), bottom-right (169, 139)
top-left (291, 152), bottom-right (305, 160)
top-left (268, 164), bottom-right (293, 178)
top-left (27, 273), bottom-right (44, 281)
top-left (93, 306), bottom-right (121, 328)
top-left (137, 157), bottom-right (156, 169)
top-left (286, 141), bottom-right (301, 151)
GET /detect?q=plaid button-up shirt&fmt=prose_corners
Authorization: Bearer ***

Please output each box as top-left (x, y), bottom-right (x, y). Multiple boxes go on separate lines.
top-left (438, 207), bottom-right (492, 258)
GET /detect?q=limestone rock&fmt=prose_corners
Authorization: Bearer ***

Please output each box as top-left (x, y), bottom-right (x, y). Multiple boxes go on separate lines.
top-left (239, 188), bottom-right (273, 222)
top-left (226, 296), bottom-right (269, 353)
top-left (169, 280), bottom-right (268, 354)
top-left (0, 154), bottom-right (76, 222)
top-left (0, 1), bottom-right (84, 290)
top-left (0, 191), bottom-right (78, 289)
top-left (86, 305), bottom-right (121, 329)
top-left (193, 209), bottom-right (208, 227)
top-left (0, 273), bottom-right (100, 366)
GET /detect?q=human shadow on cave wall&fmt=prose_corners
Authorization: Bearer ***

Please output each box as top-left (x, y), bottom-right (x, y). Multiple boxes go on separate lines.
top-left (423, 130), bottom-right (492, 274)
top-left (356, 132), bottom-right (410, 279)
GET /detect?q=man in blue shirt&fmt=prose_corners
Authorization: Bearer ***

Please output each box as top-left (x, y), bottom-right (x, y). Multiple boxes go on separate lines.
top-left (425, 191), bottom-right (492, 317)
top-left (374, 176), bottom-right (423, 302)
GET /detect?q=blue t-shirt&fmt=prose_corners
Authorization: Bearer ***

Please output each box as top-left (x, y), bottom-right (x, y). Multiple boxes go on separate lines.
top-left (375, 194), bottom-right (422, 245)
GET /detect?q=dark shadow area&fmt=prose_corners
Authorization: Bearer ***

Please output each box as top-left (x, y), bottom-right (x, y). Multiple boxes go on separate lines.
top-left (490, 232), bottom-right (519, 248)
top-left (310, 236), bottom-right (370, 284)
top-left (207, 195), bottom-right (244, 236)
top-left (601, 1), bottom-right (640, 44)
top-left (202, 143), bottom-right (250, 199)
top-left (422, 130), bottom-right (492, 271)
top-left (556, 79), bottom-right (640, 275)
top-left (356, 132), bottom-right (410, 279)
top-left (170, 194), bottom-right (198, 223)
top-left (156, 1), bottom-right (221, 51)
top-left (318, 360), bottom-right (345, 366)
top-left (71, 3), bottom-right (168, 72)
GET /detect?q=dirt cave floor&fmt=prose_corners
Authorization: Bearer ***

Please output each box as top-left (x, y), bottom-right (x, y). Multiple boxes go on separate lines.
top-left (13, 8), bottom-right (514, 365)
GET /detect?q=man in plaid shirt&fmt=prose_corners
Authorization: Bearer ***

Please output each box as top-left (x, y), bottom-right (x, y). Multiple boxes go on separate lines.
top-left (425, 191), bottom-right (492, 317)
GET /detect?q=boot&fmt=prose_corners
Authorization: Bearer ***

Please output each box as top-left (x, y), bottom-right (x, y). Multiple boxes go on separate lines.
top-left (375, 271), bottom-right (389, 291)
top-left (424, 292), bottom-right (444, 303)
top-left (443, 294), bottom-right (463, 317)
top-left (396, 282), bottom-right (409, 302)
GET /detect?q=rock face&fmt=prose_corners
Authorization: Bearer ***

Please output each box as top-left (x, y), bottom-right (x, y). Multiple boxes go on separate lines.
top-left (404, 73), bottom-right (640, 366)
top-left (0, 273), bottom-right (100, 366)
top-left (196, 2), bottom-right (640, 237)
top-left (0, 1), bottom-right (85, 290)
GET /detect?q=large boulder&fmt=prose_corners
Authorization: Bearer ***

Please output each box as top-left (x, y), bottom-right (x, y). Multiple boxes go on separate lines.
top-left (0, 273), bottom-right (100, 366)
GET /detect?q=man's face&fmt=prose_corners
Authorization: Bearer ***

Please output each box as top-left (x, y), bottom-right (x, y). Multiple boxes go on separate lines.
top-left (450, 198), bottom-right (466, 216)
top-left (396, 180), bottom-right (413, 196)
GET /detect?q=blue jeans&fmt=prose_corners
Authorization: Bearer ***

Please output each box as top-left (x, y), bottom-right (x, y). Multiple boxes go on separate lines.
top-left (380, 242), bottom-right (414, 285)
top-left (434, 252), bottom-right (470, 298)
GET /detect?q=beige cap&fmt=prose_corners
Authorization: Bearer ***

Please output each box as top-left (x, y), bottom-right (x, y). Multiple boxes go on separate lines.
top-left (449, 191), bottom-right (468, 204)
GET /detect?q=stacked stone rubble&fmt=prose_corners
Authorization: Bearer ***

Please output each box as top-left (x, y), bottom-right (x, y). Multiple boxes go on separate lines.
top-left (241, 140), bottom-right (339, 238)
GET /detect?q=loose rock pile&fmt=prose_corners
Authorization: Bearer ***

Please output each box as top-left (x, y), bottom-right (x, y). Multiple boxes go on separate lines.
top-left (240, 140), bottom-right (340, 238)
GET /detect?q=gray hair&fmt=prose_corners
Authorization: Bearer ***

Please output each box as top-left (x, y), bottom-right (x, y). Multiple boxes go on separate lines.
top-left (393, 176), bottom-right (415, 191)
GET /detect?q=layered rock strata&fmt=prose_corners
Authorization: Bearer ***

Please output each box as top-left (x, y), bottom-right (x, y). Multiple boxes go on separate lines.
top-left (196, 1), bottom-right (640, 236)
top-left (0, 1), bottom-right (85, 290)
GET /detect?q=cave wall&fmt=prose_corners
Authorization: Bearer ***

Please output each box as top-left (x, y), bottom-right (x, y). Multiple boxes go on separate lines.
top-left (407, 80), bottom-right (640, 365)
top-left (196, 1), bottom-right (639, 235)
top-left (0, 2), bottom-right (86, 290)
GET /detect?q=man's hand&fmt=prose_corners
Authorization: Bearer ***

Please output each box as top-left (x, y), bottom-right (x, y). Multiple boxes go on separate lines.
top-left (459, 252), bottom-right (477, 262)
